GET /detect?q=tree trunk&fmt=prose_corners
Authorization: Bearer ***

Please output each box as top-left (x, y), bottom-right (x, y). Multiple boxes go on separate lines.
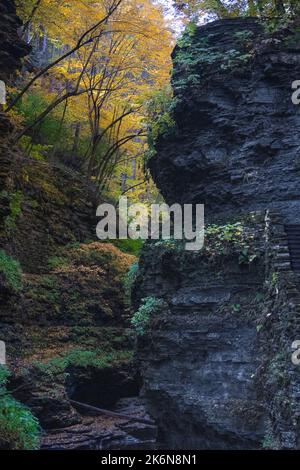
top-left (72, 122), bottom-right (81, 157)
top-left (131, 158), bottom-right (136, 179)
top-left (121, 172), bottom-right (127, 193)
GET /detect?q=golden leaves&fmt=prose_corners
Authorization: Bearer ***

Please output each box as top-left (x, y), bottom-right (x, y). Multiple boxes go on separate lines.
top-left (16, 0), bottom-right (173, 197)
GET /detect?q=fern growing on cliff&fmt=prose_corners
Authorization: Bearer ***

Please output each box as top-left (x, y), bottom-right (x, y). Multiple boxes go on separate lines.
top-left (131, 297), bottom-right (167, 336)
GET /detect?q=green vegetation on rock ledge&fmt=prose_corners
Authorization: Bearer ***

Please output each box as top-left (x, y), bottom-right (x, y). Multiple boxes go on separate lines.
top-left (2, 191), bottom-right (23, 232)
top-left (0, 249), bottom-right (22, 292)
top-left (109, 239), bottom-right (143, 257)
top-left (0, 367), bottom-right (39, 450)
top-left (34, 349), bottom-right (133, 376)
top-left (140, 221), bottom-right (260, 266)
top-left (145, 86), bottom-right (177, 160)
top-left (20, 242), bottom-right (136, 325)
top-left (173, 22), bottom-right (255, 95)
top-left (205, 222), bottom-right (259, 264)
top-left (131, 297), bottom-right (168, 336)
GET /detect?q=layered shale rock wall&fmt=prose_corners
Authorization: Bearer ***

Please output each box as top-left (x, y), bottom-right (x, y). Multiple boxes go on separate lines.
top-left (135, 18), bottom-right (300, 449)
top-left (0, 0), bottom-right (29, 140)
top-left (150, 18), bottom-right (300, 223)
top-left (0, 0), bottom-right (30, 83)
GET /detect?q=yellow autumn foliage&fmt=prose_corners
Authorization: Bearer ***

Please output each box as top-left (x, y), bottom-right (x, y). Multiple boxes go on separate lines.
top-left (15, 0), bottom-right (173, 200)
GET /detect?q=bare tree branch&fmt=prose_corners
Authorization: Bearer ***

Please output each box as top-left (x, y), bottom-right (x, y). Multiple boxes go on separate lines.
top-left (6, 0), bottom-right (123, 112)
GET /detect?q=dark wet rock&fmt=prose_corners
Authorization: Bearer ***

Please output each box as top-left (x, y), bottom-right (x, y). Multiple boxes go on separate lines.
top-left (133, 225), bottom-right (267, 449)
top-left (67, 363), bottom-right (139, 408)
top-left (150, 18), bottom-right (300, 224)
top-left (0, 0), bottom-right (30, 143)
top-left (41, 398), bottom-right (157, 450)
top-left (134, 212), bottom-right (300, 449)
top-left (9, 357), bottom-right (139, 430)
top-left (7, 362), bottom-right (81, 430)
top-left (0, 0), bottom-right (30, 83)
top-left (135, 19), bottom-right (300, 450)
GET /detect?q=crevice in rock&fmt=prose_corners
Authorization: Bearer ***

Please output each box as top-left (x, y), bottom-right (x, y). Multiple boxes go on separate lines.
top-left (66, 366), bottom-right (141, 409)
top-left (285, 225), bottom-right (300, 272)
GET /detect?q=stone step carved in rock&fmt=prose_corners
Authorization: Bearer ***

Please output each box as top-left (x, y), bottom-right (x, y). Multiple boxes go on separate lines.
top-left (285, 225), bottom-right (300, 272)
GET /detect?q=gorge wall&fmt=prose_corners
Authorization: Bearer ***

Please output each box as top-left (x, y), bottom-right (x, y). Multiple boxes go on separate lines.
top-left (150, 18), bottom-right (300, 223)
top-left (0, 0), bottom-right (29, 141)
top-left (135, 18), bottom-right (300, 449)
top-left (0, 0), bottom-right (30, 82)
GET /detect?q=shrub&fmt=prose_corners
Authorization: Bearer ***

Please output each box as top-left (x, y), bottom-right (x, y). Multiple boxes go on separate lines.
top-left (0, 190), bottom-right (23, 231)
top-left (48, 256), bottom-right (69, 270)
top-left (131, 297), bottom-right (166, 336)
top-left (152, 239), bottom-right (182, 251)
top-left (145, 86), bottom-right (177, 159)
top-left (0, 250), bottom-right (22, 292)
top-left (110, 239), bottom-right (143, 256)
top-left (234, 30), bottom-right (254, 44)
top-left (204, 222), bottom-right (258, 264)
top-left (15, 91), bottom-right (72, 150)
top-left (0, 367), bottom-right (9, 388)
top-left (0, 366), bottom-right (39, 450)
top-left (19, 136), bottom-right (52, 160)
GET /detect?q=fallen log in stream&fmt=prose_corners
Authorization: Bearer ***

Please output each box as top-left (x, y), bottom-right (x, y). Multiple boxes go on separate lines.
top-left (70, 399), bottom-right (155, 426)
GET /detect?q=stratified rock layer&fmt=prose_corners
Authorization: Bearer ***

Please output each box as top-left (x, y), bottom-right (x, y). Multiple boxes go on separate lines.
top-left (135, 18), bottom-right (300, 449)
top-left (134, 218), bottom-right (267, 449)
top-left (0, 0), bottom-right (30, 83)
top-left (150, 18), bottom-right (300, 223)
top-left (0, 0), bottom-right (30, 140)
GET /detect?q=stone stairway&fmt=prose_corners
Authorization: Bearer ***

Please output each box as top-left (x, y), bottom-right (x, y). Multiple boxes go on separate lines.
top-left (285, 225), bottom-right (300, 272)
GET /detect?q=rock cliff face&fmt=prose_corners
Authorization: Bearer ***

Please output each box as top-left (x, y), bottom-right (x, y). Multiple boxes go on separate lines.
top-left (150, 18), bottom-right (300, 223)
top-left (0, 0), bottom-right (30, 142)
top-left (134, 225), bottom-right (267, 449)
top-left (0, 0), bottom-right (30, 83)
top-left (135, 18), bottom-right (300, 449)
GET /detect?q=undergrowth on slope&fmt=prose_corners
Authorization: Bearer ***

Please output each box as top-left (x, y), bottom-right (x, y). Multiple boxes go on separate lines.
top-left (109, 239), bottom-right (143, 256)
top-left (0, 250), bottom-right (22, 292)
top-left (33, 349), bottom-right (133, 377)
top-left (0, 367), bottom-right (39, 450)
top-left (0, 190), bottom-right (23, 232)
top-left (145, 86), bottom-right (177, 160)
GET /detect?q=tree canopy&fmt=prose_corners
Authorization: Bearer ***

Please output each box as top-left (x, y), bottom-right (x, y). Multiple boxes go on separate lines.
top-left (11, 0), bottom-right (173, 201)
